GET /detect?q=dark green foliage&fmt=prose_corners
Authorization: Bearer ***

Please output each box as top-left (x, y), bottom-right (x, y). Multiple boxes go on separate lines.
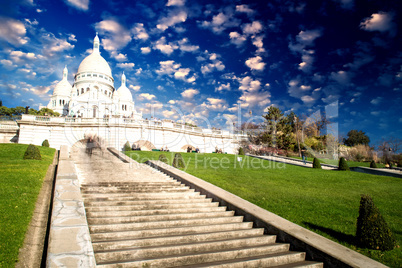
top-left (312, 157), bottom-right (322, 169)
top-left (123, 141), bottom-right (131, 151)
top-left (356, 194), bottom-right (396, 251)
top-left (23, 144), bottom-right (41, 160)
top-left (159, 154), bottom-right (168, 164)
top-left (344, 129), bottom-right (370, 146)
top-left (238, 147), bottom-right (245, 155)
top-left (42, 139), bottom-right (49, 147)
top-left (370, 160), bottom-right (377, 168)
top-left (172, 153), bottom-right (185, 168)
top-left (338, 157), bottom-right (350, 171)
top-left (398, 159), bottom-right (402, 167)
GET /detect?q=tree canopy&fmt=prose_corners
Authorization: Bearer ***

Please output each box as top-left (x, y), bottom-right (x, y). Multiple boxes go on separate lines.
top-left (344, 129), bottom-right (370, 146)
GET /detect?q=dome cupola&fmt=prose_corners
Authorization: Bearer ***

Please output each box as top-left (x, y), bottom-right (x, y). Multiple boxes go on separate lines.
top-left (116, 72), bottom-right (133, 101)
top-left (53, 66), bottom-right (72, 96)
top-left (77, 33), bottom-right (112, 77)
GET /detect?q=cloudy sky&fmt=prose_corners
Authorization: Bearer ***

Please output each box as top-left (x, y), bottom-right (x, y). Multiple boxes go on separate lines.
top-left (0, 0), bottom-right (401, 144)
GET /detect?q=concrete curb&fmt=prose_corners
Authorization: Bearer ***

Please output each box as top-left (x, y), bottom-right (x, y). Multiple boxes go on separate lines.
top-left (16, 150), bottom-right (58, 268)
top-left (146, 159), bottom-right (387, 268)
top-left (350, 166), bottom-right (402, 178)
top-left (46, 145), bottom-right (96, 267)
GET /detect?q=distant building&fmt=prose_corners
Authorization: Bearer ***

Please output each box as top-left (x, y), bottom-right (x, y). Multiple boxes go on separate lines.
top-left (46, 33), bottom-right (142, 120)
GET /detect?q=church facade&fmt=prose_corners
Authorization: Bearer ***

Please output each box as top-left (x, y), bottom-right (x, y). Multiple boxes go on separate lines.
top-left (3, 34), bottom-right (246, 153)
top-left (46, 34), bottom-right (141, 120)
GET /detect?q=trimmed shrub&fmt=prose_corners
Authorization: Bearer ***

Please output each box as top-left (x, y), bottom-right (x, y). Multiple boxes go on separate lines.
top-left (159, 154), bottom-right (168, 164)
top-left (312, 157), bottom-right (322, 169)
top-left (172, 153), bottom-right (185, 168)
top-left (23, 144), bottom-right (42, 160)
top-left (42, 139), bottom-right (49, 147)
top-left (123, 141), bottom-right (131, 151)
top-left (370, 160), bottom-right (377, 168)
top-left (238, 147), bottom-right (245, 155)
top-left (338, 157), bottom-right (350, 171)
top-left (398, 159), bottom-right (402, 167)
top-left (356, 194), bottom-right (396, 251)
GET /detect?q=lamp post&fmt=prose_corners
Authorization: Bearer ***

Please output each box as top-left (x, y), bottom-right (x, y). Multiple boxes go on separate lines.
top-left (294, 115), bottom-right (301, 157)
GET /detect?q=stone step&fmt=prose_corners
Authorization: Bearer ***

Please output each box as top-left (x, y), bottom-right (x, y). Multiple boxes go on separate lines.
top-left (81, 186), bottom-right (192, 194)
top-left (82, 192), bottom-right (203, 201)
top-left (87, 211), bottom-right (236, 225)
top-left (92, 228), bottom-right (268, 251)
top-left (183, 252), bottom-right (316, 268)
top-left (89, 216), bottom-right (245, 233)
top-left (81, 182), bottom-right (182, 188)
top-left (86, 206), bottom-right (227, 217)
top-left (84, 198), bottom-right (213, 207)
top-left (85, 201), bottom-right (220, 212)
top-left (90, 222), bottom-right (254, 242)
top-left (96, 244), bottom-right (297, 267)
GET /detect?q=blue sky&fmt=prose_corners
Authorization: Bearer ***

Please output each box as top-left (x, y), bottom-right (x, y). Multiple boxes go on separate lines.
top-left (0, 0), bottom-right (401, 145)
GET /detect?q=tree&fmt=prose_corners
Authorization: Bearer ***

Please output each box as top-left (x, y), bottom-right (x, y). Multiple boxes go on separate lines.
top-left (356, 194), bottom-right (396, 251)
top-left (0, 106), bottom-right (12, 116)
top-left (344, 130), bottom-right (370, 146)
top-left (11, 106), bottom-right (25, 115)
top-left (37, 108), bottom-right (60, 116)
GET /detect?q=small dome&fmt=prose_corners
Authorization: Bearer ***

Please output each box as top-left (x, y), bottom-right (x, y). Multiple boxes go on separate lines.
top-left (116, 73), bottom-right (133, 101)
top-left (53, 66), bottom-right (72, 96)
top-left (77, 34), bottom-right (112, 77)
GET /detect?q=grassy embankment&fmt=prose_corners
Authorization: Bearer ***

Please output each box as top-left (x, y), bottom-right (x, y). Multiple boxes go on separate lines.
top-left (126, 150), bottom-right (401, 267)
top-left (0, 144), bottom-right (55, 267)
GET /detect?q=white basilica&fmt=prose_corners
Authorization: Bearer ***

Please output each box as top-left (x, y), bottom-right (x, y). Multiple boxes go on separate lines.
top-left (47, 34), bottom-right (142, 120)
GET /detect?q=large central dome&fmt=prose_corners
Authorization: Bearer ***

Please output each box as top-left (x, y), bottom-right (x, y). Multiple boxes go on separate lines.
top-left (77, 34), bottom-right (112, 77)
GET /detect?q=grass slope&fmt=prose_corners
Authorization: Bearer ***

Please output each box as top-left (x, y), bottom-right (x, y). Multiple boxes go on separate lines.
top-left (0, 144), bottom-right (55, 267)
top-left (126, 151), bottom-right (401, 267)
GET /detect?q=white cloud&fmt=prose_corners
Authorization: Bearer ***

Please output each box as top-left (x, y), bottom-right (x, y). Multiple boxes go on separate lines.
top-left (242, 21), bottom-right (263, 35)
top-left (330, 70), bottom-right (352, 85)
top-left (200, 11), bottom-right (240, 34)
top-left (245, 56), bottom-right (265, 71)
top-left (301, 95), bottom-right (315, 104)
top-left (360, 12), bottom-right (395, 35)
top-left (157, 10), bottom-right (187, 31)
top-left (201, 98), bottom-right (227, 111)
top-left (95, 19), bottom-right (132, 52)
top-left (0, 59), bottom-right (16, 69)
top-left (236, 5), bottom-right (255, 15)
top-left (153, 37), bottom-right (178, 55)
top-left (64, 0), bottom-right (89, 11)
top-left (0, 17), bottom-right (28, 46)
top-left (215, 83), bottom-right (230, 92)
top-left (68, 34), bottom-right (77, 42)
top-left (116, 62), bottom-right (135, 69)
top-left (111, 52), bottom-right (127, 62)
top-left (237, 76), bottom-right (270, 108)
top-left (370, 97), bottom-right (382, 105)
top-left (166, 0), bottom-right (185, 6)
top-left (129, 85), bottom-right (140, 91)
top-left (141, 47), bottom-right (151, 54)
top-left (156, 60), bottom-right (194, 82)
top-left (132, 23), bottom-right (149, 40)
top-left (229, 32), bottom-right (246, 46)
top-left (178, 38), bottom-right (199, 52)
top-left (181, 88), bottom-right (199, 98)
top-left (138, 93), bottom-right (156, 101)
top-left (298, 53), bottom-right (314, 72)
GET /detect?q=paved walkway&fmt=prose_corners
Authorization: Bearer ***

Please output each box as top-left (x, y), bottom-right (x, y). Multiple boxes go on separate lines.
top-left (249, 154), bottom-right (337, 170)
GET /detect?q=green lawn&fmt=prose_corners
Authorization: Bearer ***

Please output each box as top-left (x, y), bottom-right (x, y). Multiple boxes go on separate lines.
top-left (126, 151), bottom-right (401, 267)
top-left (0, 144), bottom-right (55, 267)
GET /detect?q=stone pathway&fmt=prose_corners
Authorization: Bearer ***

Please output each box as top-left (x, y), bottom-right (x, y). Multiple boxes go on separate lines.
top-left (249, 154), bottom-right (337, 170)
top-left (70, 148), bottom-right (323, 267)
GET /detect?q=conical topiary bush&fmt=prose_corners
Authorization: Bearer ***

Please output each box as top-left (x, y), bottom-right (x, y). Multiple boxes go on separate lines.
top-left (23, 144), bottom-right (42, 160)
top-left (159, 154), bottom-right (168, 164)
top-left (123, 141), bottom-right (131, 152)
top-left (370, 160), bottom-right (377, 168)
top-left (338, 157), bottom-right (349, 171)
top-left (356, 194), bottom-right (396, 251)
top-left (312, 157), bottom-right (322, 169)
top-left (42, 139), bottom-right (49, 147)
top-left (238, 147), bottom-right (245, 155)
top-left (172, 153), bottom-right (185, 168)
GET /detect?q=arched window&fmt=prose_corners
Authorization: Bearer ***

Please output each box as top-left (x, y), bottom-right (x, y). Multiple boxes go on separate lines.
top-left (77, 89), bottom-right (79, 95)
top-left (81, 88), bottom-right (84, 94)
top-left (86, 87), bottom-right (90, 92)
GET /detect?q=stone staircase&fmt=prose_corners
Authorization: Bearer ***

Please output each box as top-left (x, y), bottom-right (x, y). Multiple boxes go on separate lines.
top-left (74, 149), bottom-right (323, 267)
